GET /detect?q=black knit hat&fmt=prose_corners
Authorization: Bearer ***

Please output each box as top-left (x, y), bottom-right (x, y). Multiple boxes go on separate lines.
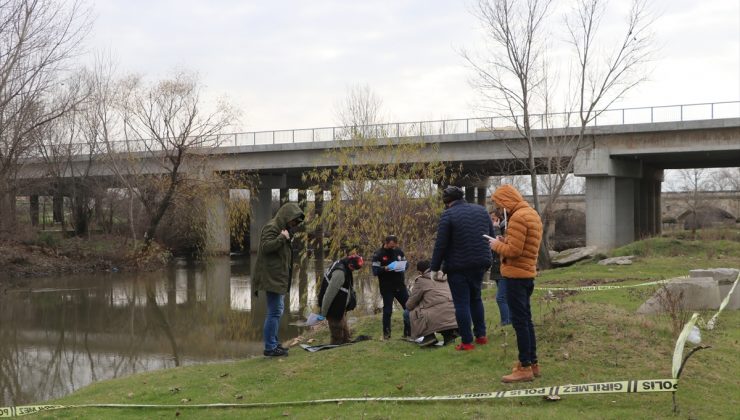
top-left (442, 186), bottom-right (464, 204)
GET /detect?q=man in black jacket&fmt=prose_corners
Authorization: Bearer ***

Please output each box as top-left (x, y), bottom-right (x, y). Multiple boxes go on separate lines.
top-left (430, 186), bottom-right (494, 351)
top-left (372, 235), bottom-right (411, 340)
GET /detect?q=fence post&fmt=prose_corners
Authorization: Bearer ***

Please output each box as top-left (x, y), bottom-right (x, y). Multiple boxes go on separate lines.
top-left (396, 123), bottom-right (400, 139)
top-left (711, 103), bottom-right (714, 119)
top-left (650, 107), bottom-right (653, 123)
top-left (312, 129), bottom-right (315, 142)
top-left (292, 130), bottom-right (295, 143)
top-left (332, 127), bottom-right (336, 141)
top-left (466, 119), bottom-right (469, 133)
top-left (442, 120), bottom-right (446, 135)
top-left (272, 131), bottom-right (275, 144)
top-left (680, 105), bottom-right (683, 121)
top-left (622, 109), bottom-right (625, 124)
top-left (234, 134), bottom-right (237, 146)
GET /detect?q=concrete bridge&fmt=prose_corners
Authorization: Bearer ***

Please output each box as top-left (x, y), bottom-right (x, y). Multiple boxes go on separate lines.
top-left (16, 102), bottom-right (740, 252)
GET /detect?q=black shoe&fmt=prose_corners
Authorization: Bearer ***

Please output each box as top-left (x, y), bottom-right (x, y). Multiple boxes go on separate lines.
top-left (442, 330), bottom-right (459, 346)
top-left (276, 344), bottom-right (289, 352)
top-left (419, 334), bottom-right (439, 347)
top-left (263, 347), bottom-right (289, 357)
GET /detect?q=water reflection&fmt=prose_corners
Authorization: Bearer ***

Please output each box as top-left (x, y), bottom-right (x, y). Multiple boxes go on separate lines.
top-left (0, 256), bottom-right (386, 406)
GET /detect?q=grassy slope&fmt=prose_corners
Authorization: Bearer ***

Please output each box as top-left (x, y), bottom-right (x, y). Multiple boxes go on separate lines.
top-left (41, 237), bottom-right (740, 419)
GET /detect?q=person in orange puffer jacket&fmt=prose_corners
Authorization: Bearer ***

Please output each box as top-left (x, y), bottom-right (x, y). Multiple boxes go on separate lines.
top-left (488, 184), bottom-right (543, 383)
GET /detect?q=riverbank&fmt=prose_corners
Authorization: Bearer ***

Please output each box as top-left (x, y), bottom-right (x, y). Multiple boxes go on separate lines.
top-left (38, 237), bottom-right (740, 419)
top-left (0, 233), bottom-right (170, 281)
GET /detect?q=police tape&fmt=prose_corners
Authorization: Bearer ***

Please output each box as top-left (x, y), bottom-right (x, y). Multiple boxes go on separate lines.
top-left (483, 279), bottom-right (671, 292)
top-left (706, 271), bottom-right (739, 330)
top-left (0, 378), bottom-right (679, 417)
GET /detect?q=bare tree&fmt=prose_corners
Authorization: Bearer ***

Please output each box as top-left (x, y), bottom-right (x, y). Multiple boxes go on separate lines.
top-left (334, 84), bottom-right (387, 140)
top-left (0, 0), bottom-right (91, 232)
top-left (465, 0), bottom-right (654, 265)
top-left (120, 71), bottom-right (236, 249)
top-left (674, 168), bottom-right (709, 238)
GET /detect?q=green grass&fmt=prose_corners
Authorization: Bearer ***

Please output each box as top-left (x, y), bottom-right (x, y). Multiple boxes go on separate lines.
top-left (40, 237), bottom-right (740, 419)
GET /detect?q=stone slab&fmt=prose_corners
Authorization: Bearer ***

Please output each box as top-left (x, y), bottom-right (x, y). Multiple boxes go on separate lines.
top-left (690, 268), bottom-right (740, 310)
top-left (637, 276), bottom-right (722, 314)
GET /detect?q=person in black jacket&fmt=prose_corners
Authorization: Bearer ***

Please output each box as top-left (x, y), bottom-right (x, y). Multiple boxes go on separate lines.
top-left (319, 252), bottom-right (364, 345)
top-left (431, 186), bottom-right (494, 351)
top-left (372, 235), bottom-right (411, 339)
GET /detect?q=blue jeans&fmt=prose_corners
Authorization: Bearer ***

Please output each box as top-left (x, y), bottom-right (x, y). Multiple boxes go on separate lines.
top-left (505, 278), bottom-right (537, 366)
top-left (447, 268), bottom-right (487, 344)
top-left (263, 291), bottom-right (284, 351)
top-left (495, 278), bottom-right (511, 325)
top-left (381, 287), bottom-right (410, 337)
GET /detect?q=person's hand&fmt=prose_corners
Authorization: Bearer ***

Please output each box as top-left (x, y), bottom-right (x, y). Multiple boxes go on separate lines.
top-left (489, 238), bottom-right (497, 250)
top-left (280, 229), bottom-right (290, 240)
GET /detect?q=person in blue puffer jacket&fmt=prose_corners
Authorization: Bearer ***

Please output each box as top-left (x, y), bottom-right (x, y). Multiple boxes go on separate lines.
top-left (430, 186), bottom-right (494, 351)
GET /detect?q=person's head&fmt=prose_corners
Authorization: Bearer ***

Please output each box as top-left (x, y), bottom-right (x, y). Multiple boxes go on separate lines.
top-left (416, 259), bottom-right (431, 273)
top-left (491, 184), bottom-right (524, 213)
top-left (287, 214), bottom-right (305, 228)
top-left (383, 235), bottom-right (398, 249)
top-left (489, 209), bottom-right (500, 223)
top-left (346, 254), bottom-right (364, 271)
top-left (442, 186), bottom-right (464, 207)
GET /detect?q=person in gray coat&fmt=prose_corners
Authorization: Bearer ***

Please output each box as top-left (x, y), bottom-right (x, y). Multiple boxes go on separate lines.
top-left (405, 260), bottom-right (459, 347)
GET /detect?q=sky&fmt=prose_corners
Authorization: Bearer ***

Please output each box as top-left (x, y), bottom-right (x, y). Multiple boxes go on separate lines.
top-left (85, 0), bottom-right (740, 133)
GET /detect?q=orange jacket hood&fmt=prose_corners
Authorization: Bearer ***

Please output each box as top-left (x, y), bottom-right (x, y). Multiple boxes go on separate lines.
top-left (492, 184), bottom-right (525, 213)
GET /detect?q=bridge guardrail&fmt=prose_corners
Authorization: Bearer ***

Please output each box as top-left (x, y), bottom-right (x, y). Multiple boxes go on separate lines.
top-left (53, 100), bottom-right (740, 154)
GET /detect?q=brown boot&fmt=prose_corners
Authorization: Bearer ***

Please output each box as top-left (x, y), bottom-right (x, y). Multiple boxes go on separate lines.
top-left (531, 363), bottom-right (541, 378)
top-left (511, 361), bottom-right (541, 377)
top-left (502, 364), bottom-right (534, 383)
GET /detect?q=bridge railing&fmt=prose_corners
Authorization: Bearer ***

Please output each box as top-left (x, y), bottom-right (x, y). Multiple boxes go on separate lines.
top-left (46, 100), bottom-right (740, 154)
top-left (217, 100), bottom-right (739, 147)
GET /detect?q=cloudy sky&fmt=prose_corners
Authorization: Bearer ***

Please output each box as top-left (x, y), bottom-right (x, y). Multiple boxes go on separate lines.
top-left (86, 0), bottom-right (739, 132)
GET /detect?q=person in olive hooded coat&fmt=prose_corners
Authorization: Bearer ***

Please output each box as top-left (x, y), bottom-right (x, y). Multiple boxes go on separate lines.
top-left (253, 202), bottom-right (305, 357)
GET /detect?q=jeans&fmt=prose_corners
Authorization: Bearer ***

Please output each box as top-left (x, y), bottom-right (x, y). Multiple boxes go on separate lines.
top-left (263, 291), bottom-right (284, 351)
top-left (495, 278), bottom-right (511, 326)
top-left (505, 278), bottom-right (537, 366)
top-left (447, 268), bottom-right (487, 344)
top-left (381, 287), bottom-right (411, 337)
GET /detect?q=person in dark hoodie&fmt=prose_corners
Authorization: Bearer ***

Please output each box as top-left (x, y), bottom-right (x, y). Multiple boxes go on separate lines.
top-left (318, 251), bottom-right (364, 345)
top-left (430, 186), bottom-right (495, 351)
top-left (253, 202), bottom-right (305, 357)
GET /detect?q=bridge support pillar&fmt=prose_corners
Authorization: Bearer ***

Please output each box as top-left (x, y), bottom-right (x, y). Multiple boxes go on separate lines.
top-left (576, 148), bottom-right (642, 250)
top-left (635, 167), bottom-right (663, 239)
top-left (53, 194), bottom-right (64, 224)
top-left (476, 187), bottom-right (487, 207)
top-left (30, 195), bottom-right (39, 227)
top-left (204, 188), bottom-right (230, 254)
top-left (250, 187), bottom-right (274, 253)
top-left (584, 176), bottom-right (637, 250)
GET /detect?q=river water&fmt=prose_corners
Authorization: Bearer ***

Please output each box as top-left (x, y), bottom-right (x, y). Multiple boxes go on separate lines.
top-left (0, 256), bottom-right (387, 406)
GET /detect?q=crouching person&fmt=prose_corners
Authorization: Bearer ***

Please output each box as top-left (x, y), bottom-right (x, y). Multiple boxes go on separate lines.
top-left (405, 260), bottom-right (459, 347)
top-left (318, 252), bottom-right (364, 345)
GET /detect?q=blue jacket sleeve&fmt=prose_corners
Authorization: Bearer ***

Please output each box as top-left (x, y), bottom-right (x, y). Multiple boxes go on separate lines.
top-left (430, 211), bottom-right (450, 272)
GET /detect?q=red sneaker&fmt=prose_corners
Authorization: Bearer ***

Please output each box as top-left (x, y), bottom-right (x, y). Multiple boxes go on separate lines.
top-left (455, 343), bottom-right (475, 351)
top-left (475, 336), bottom-right (488, 345)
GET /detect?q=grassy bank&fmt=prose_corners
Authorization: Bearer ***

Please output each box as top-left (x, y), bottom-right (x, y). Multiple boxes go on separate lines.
top-left (41, 237), bottom-right (740, 419)
top-left (0, 233), bottom-right (170, 280)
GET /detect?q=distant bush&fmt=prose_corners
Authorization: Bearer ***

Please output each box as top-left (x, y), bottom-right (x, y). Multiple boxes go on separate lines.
top-left (36, 231), bottom-right (61, 248)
